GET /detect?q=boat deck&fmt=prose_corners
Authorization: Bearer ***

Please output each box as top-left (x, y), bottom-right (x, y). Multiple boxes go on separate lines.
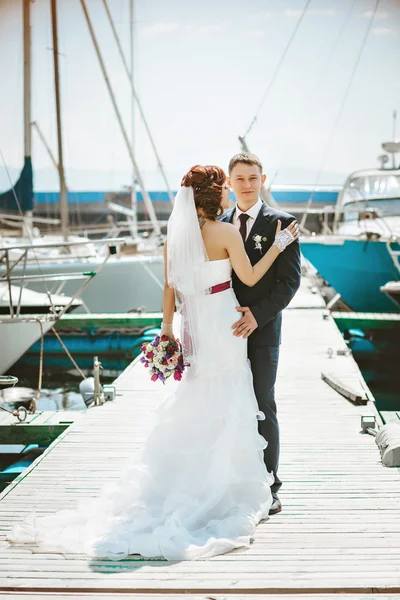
top-left (0, 278), bottom-right (400, 598)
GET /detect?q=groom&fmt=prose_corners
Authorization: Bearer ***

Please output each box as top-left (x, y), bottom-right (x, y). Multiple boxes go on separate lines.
top-left (221, 152), bottom-right (301, 515)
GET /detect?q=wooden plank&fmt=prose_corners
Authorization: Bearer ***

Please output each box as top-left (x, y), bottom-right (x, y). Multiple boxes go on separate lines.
top-left (1, 596), bottom-right (400, 600)
top-left (320, 371), bottom-right (368, 405)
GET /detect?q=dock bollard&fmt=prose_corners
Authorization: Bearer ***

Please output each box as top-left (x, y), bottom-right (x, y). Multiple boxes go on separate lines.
top-left (93, 356), bottom-right (104, 406)
top-left (375, 423), bottom-right (400, 467)
top-left (79, 377), bottom-right (97, 407)
top-left (361, 415), bottom-right (400, 467)
top-left (361, 415), bottom-right (376, 433)
top-left (79, 358), bottom-right (116, 406)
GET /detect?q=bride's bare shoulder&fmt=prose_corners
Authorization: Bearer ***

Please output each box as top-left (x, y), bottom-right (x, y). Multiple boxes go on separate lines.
top-left (215, 221), bottom-right (240, 238)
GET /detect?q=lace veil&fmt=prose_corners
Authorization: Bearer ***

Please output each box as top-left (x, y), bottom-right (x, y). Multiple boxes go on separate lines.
top-left (167, 185), bottom-right (208, 367)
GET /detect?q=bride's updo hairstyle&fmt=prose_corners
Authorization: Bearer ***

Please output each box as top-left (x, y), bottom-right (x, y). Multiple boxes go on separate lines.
top-left (181, 165), bottom-right (225, 220)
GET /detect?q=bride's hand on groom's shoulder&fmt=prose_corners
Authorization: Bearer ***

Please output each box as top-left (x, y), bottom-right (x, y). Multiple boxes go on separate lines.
top-left (232, 306), bottom-right (258, 339)
top-left (275, 219), bottom-right (298, 237)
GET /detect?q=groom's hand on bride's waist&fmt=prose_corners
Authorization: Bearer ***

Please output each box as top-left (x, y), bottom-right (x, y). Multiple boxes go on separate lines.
top-left (232, 306), bottom-right (258, 339)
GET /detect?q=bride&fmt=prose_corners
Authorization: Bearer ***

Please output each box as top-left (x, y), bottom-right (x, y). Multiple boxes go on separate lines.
top-left (8, 165), bottom-right (298, 561)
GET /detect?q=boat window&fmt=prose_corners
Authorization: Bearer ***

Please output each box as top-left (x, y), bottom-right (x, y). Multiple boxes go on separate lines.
top-left (342, 174), bottom-right (400, 204)
top-left (343, 198), bottom-right (400, 221)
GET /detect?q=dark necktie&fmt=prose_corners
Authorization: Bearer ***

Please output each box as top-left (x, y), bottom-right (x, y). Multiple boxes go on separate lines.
top-left (238, 213), bottom-right (250, 243)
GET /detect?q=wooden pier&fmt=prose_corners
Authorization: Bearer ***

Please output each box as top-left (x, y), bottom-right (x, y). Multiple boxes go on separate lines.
top-left (0, 277), bottom-right (400, 598)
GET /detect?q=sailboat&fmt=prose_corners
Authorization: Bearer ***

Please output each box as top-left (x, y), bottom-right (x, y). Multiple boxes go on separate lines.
top-left (0, 0), bottom-right (166, 314)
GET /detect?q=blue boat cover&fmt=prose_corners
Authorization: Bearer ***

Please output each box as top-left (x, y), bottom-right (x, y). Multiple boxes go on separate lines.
top-left (0, 157), bottom-right (33, 212)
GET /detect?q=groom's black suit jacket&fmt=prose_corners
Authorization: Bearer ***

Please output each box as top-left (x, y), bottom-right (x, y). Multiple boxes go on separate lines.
top-left (220, 201), bottom-right (301, 346)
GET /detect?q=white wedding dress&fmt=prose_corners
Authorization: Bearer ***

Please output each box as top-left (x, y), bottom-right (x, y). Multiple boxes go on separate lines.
top-left (9, 258), bottom-right (273, 561)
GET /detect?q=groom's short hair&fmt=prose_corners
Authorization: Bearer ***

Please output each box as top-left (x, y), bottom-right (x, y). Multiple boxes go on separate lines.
top-left (228, 152), bottom-right (263, 174)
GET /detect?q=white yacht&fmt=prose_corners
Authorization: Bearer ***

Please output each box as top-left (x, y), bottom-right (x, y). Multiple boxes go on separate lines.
top-left (334, 167), bottom-right (400, 238)
top-left (0, 239), bottom-right (164, 313)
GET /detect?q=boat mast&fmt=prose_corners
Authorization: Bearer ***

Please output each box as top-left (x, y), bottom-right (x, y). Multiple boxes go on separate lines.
top-left (392, 110), bottom-right (398, 169)
top-left (129, 0), bottom-right (138, 241)
top-left (50, 0), bottom-right (69, 241)
top-left (23, 0), bottom-right (33, 236)
top-left (80, 0), bottom-right (161, 236)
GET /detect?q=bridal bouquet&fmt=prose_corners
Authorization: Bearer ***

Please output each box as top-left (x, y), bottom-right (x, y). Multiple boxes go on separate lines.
top-left (140, 334), bottom-right (186, 383)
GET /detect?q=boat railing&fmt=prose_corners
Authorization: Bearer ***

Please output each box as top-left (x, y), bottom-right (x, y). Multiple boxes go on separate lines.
top-left (0, 212), bottom-right (61, 226)
top-left (68, 220), bottom-right (169, 240)
top-left (0, 238), bottom-right (124, 320)
top-left (293, 204), bottom-right (400, 237)
top-left (386, 241), bottom-right (400, 277)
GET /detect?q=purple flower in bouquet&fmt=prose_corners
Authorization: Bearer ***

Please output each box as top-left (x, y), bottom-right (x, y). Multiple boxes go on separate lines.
top-left (141, 334), bottom-right (188, 384)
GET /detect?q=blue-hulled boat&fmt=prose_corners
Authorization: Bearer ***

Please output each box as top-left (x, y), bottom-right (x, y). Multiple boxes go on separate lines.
top-left (301, 145), bottom-right (400, 313)
top-left (302, 236), bottom-right (400, 313)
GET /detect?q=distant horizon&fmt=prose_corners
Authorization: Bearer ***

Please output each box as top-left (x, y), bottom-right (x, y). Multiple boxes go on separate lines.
top-left (0, 164), bottom-right (355, 193)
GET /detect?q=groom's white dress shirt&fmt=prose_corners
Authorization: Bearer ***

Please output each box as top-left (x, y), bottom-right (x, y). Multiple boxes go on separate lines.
top-left (233, 198), bottom-right (263, 241)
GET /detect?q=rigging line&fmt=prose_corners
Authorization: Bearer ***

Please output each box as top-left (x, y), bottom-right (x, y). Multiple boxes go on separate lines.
top-left (270, 0), bottom-right (358, 188)
top-left (305, 0), bottom-right (381, 201)
top-left (242, 0), bottom-right (312, 140)
top-left (0, 150), bottom-right (56, 312)
top-left (101, 0), bottom-right (175, 205)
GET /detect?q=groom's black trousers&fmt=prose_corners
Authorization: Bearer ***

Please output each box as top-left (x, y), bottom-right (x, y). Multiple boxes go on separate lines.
top-left (248, 343), bottom-right (282, 493)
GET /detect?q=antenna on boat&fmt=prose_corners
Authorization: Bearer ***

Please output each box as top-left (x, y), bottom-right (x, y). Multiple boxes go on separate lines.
top-left (392, 109), bottom-right (397, 141)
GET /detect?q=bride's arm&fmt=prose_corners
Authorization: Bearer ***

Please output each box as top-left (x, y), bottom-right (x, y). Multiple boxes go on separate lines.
top-left (224, 220), bottom-right (298, 287)
top-left (161, 242), bottom-right (176, 339)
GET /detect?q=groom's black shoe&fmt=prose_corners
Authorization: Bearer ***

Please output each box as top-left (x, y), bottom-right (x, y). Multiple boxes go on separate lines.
top-left (269, 492), bottom-right (282, 515)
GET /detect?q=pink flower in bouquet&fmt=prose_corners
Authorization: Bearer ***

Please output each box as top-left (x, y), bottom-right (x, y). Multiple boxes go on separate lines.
top-left (141, 334), bottom-right (187, 384)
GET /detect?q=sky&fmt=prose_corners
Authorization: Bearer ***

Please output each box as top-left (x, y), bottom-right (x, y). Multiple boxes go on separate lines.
top-left (0, 0), bottom-right (399, 192)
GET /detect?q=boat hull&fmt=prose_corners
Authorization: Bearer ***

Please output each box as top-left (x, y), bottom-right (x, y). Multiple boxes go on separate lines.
top-left (0, 318), bottom-right (54, 375)
top-left (301, 237), bottom-right (400, 313)
top-left (0, 255), bottom-right (164, 313)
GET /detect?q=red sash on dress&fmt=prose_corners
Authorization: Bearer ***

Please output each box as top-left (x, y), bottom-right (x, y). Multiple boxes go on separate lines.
top-left (208, 280), bottom-right (231, 295)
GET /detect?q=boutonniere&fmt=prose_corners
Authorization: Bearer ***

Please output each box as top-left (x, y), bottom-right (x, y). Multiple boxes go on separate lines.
top-left (252, 234), bottom-right (267, 254)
